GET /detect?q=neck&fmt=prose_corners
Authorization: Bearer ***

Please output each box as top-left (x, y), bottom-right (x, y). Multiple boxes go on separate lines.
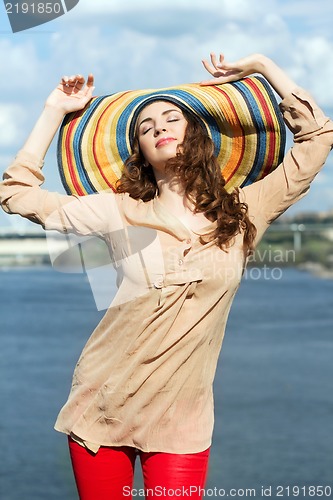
top-left (154, 168), bottom-right (194, 214)
top-left (152, 167), bottom-right (214, 230)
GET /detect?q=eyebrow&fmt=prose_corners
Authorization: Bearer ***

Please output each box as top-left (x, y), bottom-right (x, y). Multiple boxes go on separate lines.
top-left (138, 108), bottom-right (183, 128)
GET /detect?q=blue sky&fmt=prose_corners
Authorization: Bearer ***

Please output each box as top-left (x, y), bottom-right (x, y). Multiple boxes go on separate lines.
top-left (0, 0), bottom-right (333, 230)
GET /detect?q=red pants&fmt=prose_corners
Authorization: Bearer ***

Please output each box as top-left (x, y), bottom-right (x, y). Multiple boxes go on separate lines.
top-left (68, 437), bottom-right (210, 499)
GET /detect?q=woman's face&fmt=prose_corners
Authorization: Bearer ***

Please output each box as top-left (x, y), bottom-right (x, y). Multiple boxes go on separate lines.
top-left (136, 101), bottom-right (187, 171)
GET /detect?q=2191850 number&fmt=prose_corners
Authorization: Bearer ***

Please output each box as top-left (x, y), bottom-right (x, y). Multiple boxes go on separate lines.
top-left (276, 485), bottom-right (332, 497)
top-left (5, 2), bottom-right (62, 15)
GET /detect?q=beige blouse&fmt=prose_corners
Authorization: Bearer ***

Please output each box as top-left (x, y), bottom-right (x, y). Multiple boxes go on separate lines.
top-left (1, 88), bottom-right (332, 455)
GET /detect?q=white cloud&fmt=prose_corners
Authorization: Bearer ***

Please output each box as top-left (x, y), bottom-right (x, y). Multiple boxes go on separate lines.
top-left (45, 2), bottom-right (292, 91)
top-left (0, 39), bottom-right (40, 92)
top-left (280, 0), bottom-right (333, 19)
top-left (74, 0), bottom-right (261, 14)
top-left (0, 103), bottom-right (27, 146)
top-left (68, 0), bottom-right (282, 42)
top-left (286, 36), bottom-right (333, 107)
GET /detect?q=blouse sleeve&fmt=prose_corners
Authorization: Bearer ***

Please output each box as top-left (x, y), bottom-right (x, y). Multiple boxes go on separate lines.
top-left (240, 87), bottom-right (333, 244)
top-left (0, 150), bottom-right (119, 238)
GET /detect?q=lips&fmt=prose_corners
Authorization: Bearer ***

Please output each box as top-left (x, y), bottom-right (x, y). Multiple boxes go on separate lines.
top-left (155, 137), bottom-right (176, 148)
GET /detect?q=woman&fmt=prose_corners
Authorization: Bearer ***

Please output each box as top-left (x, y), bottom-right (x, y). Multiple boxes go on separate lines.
top-left (1, 53), bottom-right (332, 499)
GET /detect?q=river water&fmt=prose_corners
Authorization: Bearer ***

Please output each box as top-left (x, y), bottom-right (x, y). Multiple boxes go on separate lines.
top-left (1, 267), bottom-right (332, 499)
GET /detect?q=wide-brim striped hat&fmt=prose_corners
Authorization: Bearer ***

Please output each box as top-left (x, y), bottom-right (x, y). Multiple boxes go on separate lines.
top-left (57, 76), bottom-right (286, 196)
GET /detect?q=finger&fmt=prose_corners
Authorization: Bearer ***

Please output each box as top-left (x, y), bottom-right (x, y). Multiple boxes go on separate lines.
top-left (210, 52), bottom-right (219, 70)
top-left (63, 74), bottom-right (85, 94)
top-left (200, 77), bottom-right (224, 86)
top-left (217, 53), bottom-right (231, 70)
top-left (217, 60), bottom-right (233, 70)
top-left (86, 73), bottom-right (94, 87)
top-left (200, 73), bottom-right (237, 86)
top-left (64, 75), bottom-right (82, 89)
top-left (71, 75), bottom-right (85, 91)
top-left (74, 74), bottom-right (85, 84)
top-left (202, 59), bottom-right (217, 76)
top-left (76, 76), bottom-right (90, 93)
top-left (81, 74), bottom-right (95, 97)
top-left (61, 75), bottom-right (69, 86)
top-left (84, 85), bottom-right (96, 99)
top-left (218, 53), bottom-right (225, 67)
top-left (60, 77), bottom-right (73, 93)
top-left (83, 82), bottom-right (95, 97)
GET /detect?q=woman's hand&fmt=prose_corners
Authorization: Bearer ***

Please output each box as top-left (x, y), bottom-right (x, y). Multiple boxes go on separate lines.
top-left (201, 53), bottom-right (266, 86)
top-left (201, 53), bottom-right (297, 99)
top-left (20, 73), bottom-right (95, 159)
top-left (45, 73), bottom-right (95, 114)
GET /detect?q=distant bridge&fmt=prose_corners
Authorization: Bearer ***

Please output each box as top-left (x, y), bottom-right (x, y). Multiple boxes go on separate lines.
top-left (0, 223), bottom-right (332, 265)
top-left (264, 223), bottom-right (333, 252)
top-left (0, 227), bottom-right (68, 266)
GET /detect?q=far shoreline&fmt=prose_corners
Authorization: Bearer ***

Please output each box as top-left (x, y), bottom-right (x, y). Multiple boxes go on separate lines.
top-left (1, 260), bottom-right (333, 282)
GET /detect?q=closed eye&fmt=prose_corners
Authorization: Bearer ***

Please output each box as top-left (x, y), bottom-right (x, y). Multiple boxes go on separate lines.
top-left (142, 126), bottom-right (153, 135)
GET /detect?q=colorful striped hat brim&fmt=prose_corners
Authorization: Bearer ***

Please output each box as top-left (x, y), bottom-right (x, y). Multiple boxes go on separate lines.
top-left (57, 76), bottom-right (286, 196)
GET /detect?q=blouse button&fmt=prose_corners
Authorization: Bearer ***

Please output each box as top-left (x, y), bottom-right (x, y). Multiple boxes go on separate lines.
top-left (178, 259), bottom-right (184, 266)
top-left (154, 278), bottom-right (164, 289)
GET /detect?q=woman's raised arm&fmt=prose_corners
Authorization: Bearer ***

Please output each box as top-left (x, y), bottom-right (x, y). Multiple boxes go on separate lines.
top-left (201, 53), bottom-right (296, 99)
top-left (0, 73), bottom-right (118, 238)
top-left (22, 73), bottom-right (95, 160)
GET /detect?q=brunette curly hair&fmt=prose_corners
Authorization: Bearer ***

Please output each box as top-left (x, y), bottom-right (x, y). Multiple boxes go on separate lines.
top-left (116, 106), bottom-right (257, 254)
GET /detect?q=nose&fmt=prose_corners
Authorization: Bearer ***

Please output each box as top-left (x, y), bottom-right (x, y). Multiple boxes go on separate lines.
top-left (154, 125), bottom-right (167, 137)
